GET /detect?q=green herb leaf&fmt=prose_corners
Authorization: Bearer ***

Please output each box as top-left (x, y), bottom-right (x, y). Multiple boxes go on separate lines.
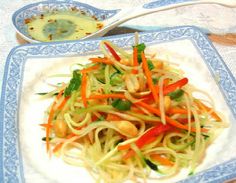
top-left (144, 159), bottom-right (158, 171)
top-left (64, 70), bottom-right (82, 97)
top-left (134, 43), bottom-right (146, 63)
top-left (147, 59), bottom-right (154, 70)
top-left (152, 77), bottom-right (159, 85)
top-left (112, 99), bottom-right (132, 111)
top-left (110, 72), bottom-right (122, 85)
top-left (168, 89), bottom-right (184, 100)
top-left (135, 43), bottom-right (146, 52)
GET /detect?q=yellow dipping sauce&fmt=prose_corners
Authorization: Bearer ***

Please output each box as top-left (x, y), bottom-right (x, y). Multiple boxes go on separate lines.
top-left (25, 10), bottom-right (103, 42)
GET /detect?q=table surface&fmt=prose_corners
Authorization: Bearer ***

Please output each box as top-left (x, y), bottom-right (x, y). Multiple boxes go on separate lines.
top-left (0, 0), bottom-right (236, 183)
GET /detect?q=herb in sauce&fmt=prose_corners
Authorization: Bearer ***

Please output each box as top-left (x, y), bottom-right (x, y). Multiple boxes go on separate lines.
top-left (25, 10), bottom-right (103, 42)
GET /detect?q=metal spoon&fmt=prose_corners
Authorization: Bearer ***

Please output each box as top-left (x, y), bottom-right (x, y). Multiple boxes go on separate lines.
top-left (82, 0), bottom-right (236, 40)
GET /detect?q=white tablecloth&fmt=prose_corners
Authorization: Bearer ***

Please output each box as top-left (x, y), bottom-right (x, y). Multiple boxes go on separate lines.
top-left (1, 0), bottom-right (236, 93)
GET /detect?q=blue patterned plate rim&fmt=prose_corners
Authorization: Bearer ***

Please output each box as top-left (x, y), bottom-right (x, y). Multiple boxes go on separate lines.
top-left (1, 26), bottom-right (236, 183)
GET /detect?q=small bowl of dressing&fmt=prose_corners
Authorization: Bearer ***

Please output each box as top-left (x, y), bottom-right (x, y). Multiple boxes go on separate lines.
top-left (12, 1), bottom-right (119, 43)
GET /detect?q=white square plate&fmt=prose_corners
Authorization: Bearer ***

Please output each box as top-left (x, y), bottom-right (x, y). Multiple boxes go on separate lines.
top-left (1, 26), bottom-right (236, 183)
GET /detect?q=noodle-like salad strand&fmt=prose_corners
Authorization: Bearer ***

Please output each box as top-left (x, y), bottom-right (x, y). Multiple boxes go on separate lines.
top-left (39, 37), bottom-right (227, 183)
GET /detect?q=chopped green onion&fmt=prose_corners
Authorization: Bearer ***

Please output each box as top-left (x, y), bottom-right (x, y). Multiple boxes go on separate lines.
top-left (64, 70), bottom-right (81, 97)
top-left (168, 89), bottom-right (184, 100)
top-left (134, 43), bottom-right (146, 52)
top-left (133, 43), bottom-right (146, 63)
top-left (110, 72), bottom-right (123, 85)
top-left (112, 99), bottom-right (132, 111)
top-left (147, 59), bottom-right (154, 70)
top-left (152, 78), bottom-right (159, 84)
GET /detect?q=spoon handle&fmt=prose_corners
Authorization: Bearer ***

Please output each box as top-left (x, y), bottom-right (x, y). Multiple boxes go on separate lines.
top-left (105, 0), bottom-right (236, 29)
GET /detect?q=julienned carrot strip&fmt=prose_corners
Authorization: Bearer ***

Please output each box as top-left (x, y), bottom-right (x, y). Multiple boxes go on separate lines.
top-left (40, 123), bottom-right (53, 128)
top-left (46, 104), bottom-right (55, 152)
top-left (118, 143), bottom-right (131, 151)
top-left (135, 101), bottom-right (208, 133)
top-left (123, 149), bottom-right (134, 159)
top-left (46, 89), bottom-right (64, 152)
top-left (87, 93), bottom-right (126, 100)
top-left (81, 65), bottom-right (99, 74)
top-left (52, 142), bottom-right (63, 153)
top-left (106, 113), bottom-right (122, 121)
top-left (56, 89), bottom-right (64, 99)
top-left (81, 74), bottom-right (87, 107)
top-left (195, 100), bottom-right (221, 121)
top-left (132, 47), bottom-right (138, 74)
top-left (150, 154), bottom-right (174, 166)
top-left (177, 118), bottom-right (193, 124)
top-left (57, 97), bottom-right (69, 110)
top-left (166, 116), bottom-right (209, 132)
top-left (163, 78), bottom-right (170, 87)
top-left (89, 58), bottom-right (113, 65)
top-left (141, 52), bottom-right (159, 103)
top-left (53, 133), bottom-right (77, 153)
top-left (167, 108), bottom-right (189, 115)
top-left (130, 106), bottom-right (146, 114)
top-left (53, 125), bottom-right (85, 153)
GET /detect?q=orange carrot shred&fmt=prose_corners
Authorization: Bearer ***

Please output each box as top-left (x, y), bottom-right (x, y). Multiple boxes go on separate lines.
top-left (52, 143), bottom-right (63, 153)
top-left (150, 154), bottom-right (174, 166)
top-left (123, 149), bottom-right (134, 160)
top-left (118, 143), bottom-right (131, 151)
top-left (81, 65), bottom-right (99, 74)
top-left (40, 123), bottom-right (53, 128)
top-left (132, 47), bottom-right (138, 74)
top-left (88, 93), bottom-right (126, 100)
top-left (141, 52), bottom-right (159, 103)
top-left (57, 97), bottom-right (69, 110)
top-left (106, 113), bottom-right (122, 121)
top-left (46, 104), bottom-right (55, 152)
top-left (167, 107), bottom-right (189, 115)
top-left (163, 78), bottom-right (170, 86)
top-left (45, 89), bottom-right (64, 152)
top-left (53, 133), bottom-right (77, 153)
top-left (135, 101), bottom-right (208, 133)
top-left (195, 100), bottom-right (221, 121)
top-left (89, 57), bottom-right (113, 65)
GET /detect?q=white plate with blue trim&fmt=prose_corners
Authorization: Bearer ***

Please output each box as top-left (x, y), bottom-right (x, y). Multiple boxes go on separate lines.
top-left (1, 26), bottom-right (236, 183)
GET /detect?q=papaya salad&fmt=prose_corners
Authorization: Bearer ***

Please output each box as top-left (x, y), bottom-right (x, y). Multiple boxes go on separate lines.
top-left (39, 35), bottom-right (227, 183)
